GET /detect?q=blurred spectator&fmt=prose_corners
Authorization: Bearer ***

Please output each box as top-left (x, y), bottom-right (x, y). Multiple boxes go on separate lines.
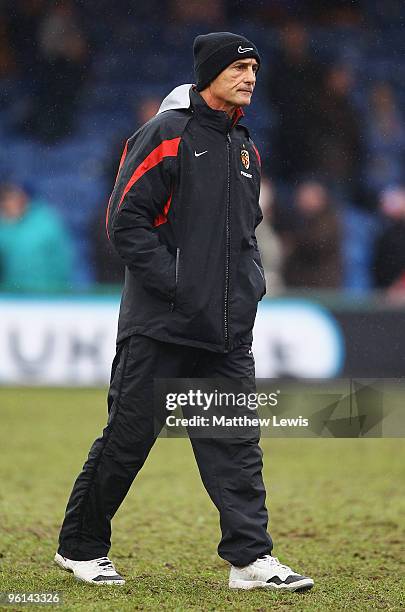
top-left (92, 96), bottom-right (162, 285)
top-left (170, 0), bottom-right (225, 24)
top-left (0, 9), bottom-right (16, 77)
top-left (6, 0), bottom-right (46, 77)
top-left (373, 186), bottom-right (405, 291)
top-left (229, 0), bottom-right (362, 25)
top-left (256, 177), bottom-right (284, 294)
top-left (279, 179), bottom-right (342, 288)
top-left (268, 20), bottom-right (324, 180)
top-left (19, 0), bottom-right (89, 143)
top-left (314, 63), bottom-right (363, 201)
top-left (303, 0), bottom-right (363, 26)
top-left (341, 204), bottom-right (379, 292)
top-left (365, 82), bottom-right (405, 193)
top-left (0, 182), bottom-right (74, 291)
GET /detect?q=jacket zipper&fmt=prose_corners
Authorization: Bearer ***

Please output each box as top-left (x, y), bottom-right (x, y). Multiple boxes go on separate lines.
top-left (224, 133), bottom-right (231, 350)
top-left (170, 247), bottom-right (180, 311)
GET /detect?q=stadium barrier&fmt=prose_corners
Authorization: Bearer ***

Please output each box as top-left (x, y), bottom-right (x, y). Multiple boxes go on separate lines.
top-left (0, 294), bottom-right (403, 385)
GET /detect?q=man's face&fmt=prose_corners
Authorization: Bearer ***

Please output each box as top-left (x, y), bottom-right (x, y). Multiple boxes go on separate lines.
top-left (208, 58), bottom-right (258, 108)
top-left (0, 186), bottom-right (27, 220)
top-left (295, 182), bottom-right (328, 216)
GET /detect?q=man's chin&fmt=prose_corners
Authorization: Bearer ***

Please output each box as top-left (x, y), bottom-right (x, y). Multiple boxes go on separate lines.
top-left (235, 93), bottom-right (252, 107)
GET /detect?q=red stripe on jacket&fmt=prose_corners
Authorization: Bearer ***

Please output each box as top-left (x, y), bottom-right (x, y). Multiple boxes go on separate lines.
top-left (106, 137), bottom-right (181, 238)
top-left (252, 143), bottom-right (261, 167)
top-left (232, 106), bottom-right (244, 127)
top-left (153, 191), bottom-right (173, 227)
top-left (118, 137), bottom-right (180, 212)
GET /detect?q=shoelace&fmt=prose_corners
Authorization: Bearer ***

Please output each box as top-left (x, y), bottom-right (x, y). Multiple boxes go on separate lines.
top-left (258, 555), bottom-right (291, 572)
top-left (94, 557), bottom-right (115, 570)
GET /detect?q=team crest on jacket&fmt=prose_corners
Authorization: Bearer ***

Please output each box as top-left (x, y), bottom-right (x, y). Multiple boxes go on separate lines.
top-left (240, 148), bottom-right (250, 170)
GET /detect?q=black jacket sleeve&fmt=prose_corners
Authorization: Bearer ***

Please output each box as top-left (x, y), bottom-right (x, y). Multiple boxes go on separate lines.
top-left (106, 122), bottom-right (180, 301)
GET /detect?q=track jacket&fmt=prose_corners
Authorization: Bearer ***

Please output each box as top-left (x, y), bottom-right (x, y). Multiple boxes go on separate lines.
top-left (106, 84), bottom-right (266, 352)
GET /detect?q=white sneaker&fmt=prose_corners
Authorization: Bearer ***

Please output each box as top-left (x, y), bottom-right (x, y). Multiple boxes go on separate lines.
top-left (54, 552), bottom-right (125, 585)
top-left (229, 554), bottom-right (314, 592)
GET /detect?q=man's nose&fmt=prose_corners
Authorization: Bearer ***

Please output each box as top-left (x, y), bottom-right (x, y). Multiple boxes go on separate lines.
top-left (245, 67), bottom-right (256, 85)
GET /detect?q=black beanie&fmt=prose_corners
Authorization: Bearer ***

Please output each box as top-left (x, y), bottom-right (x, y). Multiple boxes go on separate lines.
top-left (193, 32), bottom-right (261, 92)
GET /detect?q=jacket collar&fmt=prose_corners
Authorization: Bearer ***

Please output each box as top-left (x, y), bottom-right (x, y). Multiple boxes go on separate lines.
top-left (157, 83), bottom-right (245, 134)
top-left (189, 87), bottom-right (244, 133)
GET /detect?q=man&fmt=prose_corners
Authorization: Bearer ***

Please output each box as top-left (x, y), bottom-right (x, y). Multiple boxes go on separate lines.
top-left (54, 32), bottom-right (314, 593)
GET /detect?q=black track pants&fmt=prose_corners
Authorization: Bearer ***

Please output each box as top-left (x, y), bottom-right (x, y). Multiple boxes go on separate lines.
top-left (57, 334), bottom-right (273, 566)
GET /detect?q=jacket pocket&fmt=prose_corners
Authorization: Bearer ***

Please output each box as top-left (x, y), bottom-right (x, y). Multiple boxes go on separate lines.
top-left (170, 247), bottom-right (181, 311)
top-left (252, 258), bottom-right (266, 300)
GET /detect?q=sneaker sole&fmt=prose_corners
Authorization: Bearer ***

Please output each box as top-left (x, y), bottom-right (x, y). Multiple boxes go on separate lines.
top-left (74, 576), bottom-right (126, 586)
top-left (229, 578), bottom-right (314, 592)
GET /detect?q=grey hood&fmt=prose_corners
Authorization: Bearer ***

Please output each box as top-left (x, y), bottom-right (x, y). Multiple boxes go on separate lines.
top-left (157, 84), bottom-right (193, 114)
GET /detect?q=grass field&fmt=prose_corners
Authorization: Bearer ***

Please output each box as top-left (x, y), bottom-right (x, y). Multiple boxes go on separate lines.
top-left (1, 387), bottom-right (404, 611)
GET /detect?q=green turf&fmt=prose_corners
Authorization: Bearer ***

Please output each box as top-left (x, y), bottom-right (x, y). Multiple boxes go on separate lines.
top-left (0, 388), bottom-right (404, 611)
